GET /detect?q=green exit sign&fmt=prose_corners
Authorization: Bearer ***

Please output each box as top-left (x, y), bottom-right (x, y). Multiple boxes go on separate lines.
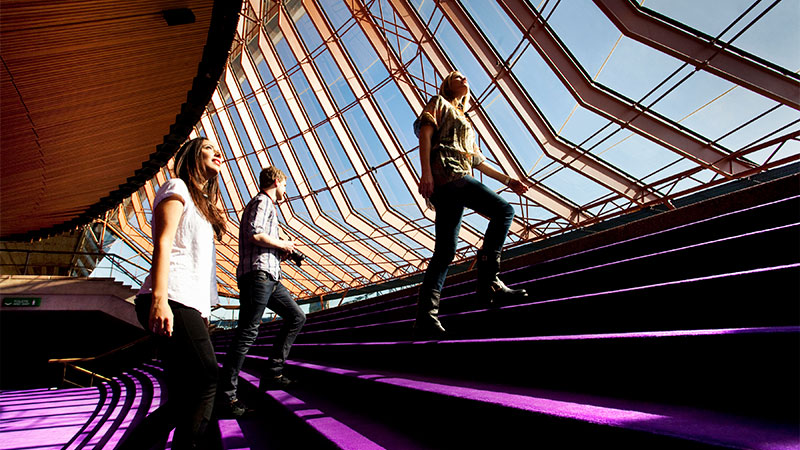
top-left (2, 297), bottom-right (42, 307)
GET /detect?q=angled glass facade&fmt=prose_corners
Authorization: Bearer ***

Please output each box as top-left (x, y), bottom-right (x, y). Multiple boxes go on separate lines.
top-left (102, 0), bottom-right (799, 321)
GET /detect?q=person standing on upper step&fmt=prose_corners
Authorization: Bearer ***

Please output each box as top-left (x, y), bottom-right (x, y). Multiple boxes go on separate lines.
top-left (217, 166), bottom-right (306, 418)
top-left (413, 70), bottom-right (530, 339)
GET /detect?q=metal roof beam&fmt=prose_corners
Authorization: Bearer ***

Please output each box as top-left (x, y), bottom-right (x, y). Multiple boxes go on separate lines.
top-left (393, 0), bottom-right (659, 208)
top-left (338, 0), bottom-right (488, 246)
top-left (391, 1), bottom-right (620, 222)
top-left (497, 0), bottom-right (755, 176)
top-left (594, 0), bottom-right (800, 110)
top-left (275, 3), bottom-right (431, 265)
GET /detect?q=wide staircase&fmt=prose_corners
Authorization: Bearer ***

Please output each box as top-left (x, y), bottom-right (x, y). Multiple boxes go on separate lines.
top-left (3, 173), bottom-right (796, 449)
top-left (209, 173), bottom-right (800, 449)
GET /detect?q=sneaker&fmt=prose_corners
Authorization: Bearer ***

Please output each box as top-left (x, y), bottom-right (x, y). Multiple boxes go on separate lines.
top-left (218, 397), bottom-right (248, 418)
top-left (260, 374), bottom-right (294, 390)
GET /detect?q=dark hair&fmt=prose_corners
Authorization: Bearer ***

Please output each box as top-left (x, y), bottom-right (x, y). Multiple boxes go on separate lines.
top-left (173, 137), bottom-right (226, 240)
top-left (259, 166), bottom-right (287, 190)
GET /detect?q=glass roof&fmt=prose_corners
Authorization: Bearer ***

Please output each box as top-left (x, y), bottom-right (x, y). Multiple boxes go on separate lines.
top-left (102, 0), bottom-right (799, 320)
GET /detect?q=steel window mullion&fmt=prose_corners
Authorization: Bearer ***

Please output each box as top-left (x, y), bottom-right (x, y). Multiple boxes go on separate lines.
top-left (241, 35), bottom-right (380, 284)
top-left (280, 2), bottom-right (435, 263)
top-left (381, 0), bottom-right (593, 226)
top-left (199, 115), bottom-right (247, 214)
top-left (257, 28), bottom-right (402, 278)
top-left (277, 3), bottom-right (429, 266)
top-left (338, 0), bottom-right (497, 246)
top-left (497, 0), bottom-right (754, 177)
top-left (223, 64), bottom-right (274, 187)
top-left (304, 0), bottom-right (450, 244)
top-left (594, 0), bottom-right (800, 111)
top-left (392, 0), bottom-right (657, 210)
top-left (304, 0), bottom-right (437, 225)
top-left (210, 90), bottom-right (260, 198)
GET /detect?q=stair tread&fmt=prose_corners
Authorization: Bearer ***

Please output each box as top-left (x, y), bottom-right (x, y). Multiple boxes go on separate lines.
top-left (279, 357), bottom-right (799, 450)
top-left (237, 368), bottom-right (398, 450)
top-left (290, 325), bottom-right (799, 347)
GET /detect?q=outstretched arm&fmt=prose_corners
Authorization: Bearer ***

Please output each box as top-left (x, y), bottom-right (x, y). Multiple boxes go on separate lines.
top-left (475, 161), bottom-right (529, 195)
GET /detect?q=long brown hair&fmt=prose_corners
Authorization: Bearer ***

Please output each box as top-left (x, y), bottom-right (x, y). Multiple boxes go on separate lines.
top-left (438, 71), bottom-right (470, 112)
top-left (173, 137), bottom-right (226, 240)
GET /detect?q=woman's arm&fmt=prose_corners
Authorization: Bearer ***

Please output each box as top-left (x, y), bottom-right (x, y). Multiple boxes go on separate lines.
top-left (149, 196), bottom-right (184, 337)
top-left (418, 123), bottom-right (435, 199)
top-left (475, 161), bottom-right (530, 195)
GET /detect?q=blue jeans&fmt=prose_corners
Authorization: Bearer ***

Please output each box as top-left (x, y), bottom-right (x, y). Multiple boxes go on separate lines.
top-left (220, 270), bottom-right (306, 401)
top-left (422, 176), bottom-right (515, 293)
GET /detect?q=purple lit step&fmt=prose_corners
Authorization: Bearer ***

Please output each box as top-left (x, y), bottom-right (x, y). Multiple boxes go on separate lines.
top-left (290, 325), bottom-right (800, 347)
top-left (0, 387), bottom-right (100, 450)
top-left (0, 363), bottom-right (168, 450)
top-left (264, 390), bottom-right (385, 450)
top-left (234, 366), bottom-right (385, 450)
top-left (281, 358), bottom-right (800, 450)
top-left (219, 419), bottom-right (250, 450)
top-left (256, 262), bottom-right (798, 341)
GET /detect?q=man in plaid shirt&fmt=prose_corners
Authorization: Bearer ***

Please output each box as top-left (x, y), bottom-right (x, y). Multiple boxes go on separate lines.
top-left (218, 166), bottom-right (306, 418)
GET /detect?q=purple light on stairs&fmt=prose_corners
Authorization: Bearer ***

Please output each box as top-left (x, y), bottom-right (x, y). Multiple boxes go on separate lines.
top-left (0, 387), bottom-right (100, 450)
top-left (286, 360), bottom-right (800, 450)
top-left (266, 390), bottom-right (386, 450)
top-left (219, 419), bottom-right (250, 450)
top-left (290, 325), bottom-right (798, 347)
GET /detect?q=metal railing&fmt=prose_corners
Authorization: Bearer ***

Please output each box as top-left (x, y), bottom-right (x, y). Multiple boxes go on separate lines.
top-left (48, 335), bottom-right (151, 388)
top-left (0, 249), bottom-right (148, 285)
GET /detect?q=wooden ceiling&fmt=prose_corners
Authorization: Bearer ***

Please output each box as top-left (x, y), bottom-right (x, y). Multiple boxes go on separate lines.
top-left (0, 0), bottom-right (225, 239)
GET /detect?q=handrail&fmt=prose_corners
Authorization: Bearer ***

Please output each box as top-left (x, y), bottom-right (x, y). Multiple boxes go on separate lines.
top-left (48, 335), bottom-right (151, 364)
top-left (0, 248), bottom-right (148, 285)
top-left (48, 335), bottom-right (151, 388)
top-left (0, 249), bottom-right (150, 273)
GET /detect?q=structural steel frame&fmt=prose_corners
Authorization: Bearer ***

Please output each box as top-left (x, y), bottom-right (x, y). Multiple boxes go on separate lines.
top-left (107, 0), bottom-right (799, 304)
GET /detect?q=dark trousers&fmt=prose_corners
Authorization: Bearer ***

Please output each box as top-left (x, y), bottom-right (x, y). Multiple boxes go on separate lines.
top-left (422, 175), bottom-right (515, 292)
top-left (220, 270), bottom-right (306, 401)
top-left (118, 295), bottom-right (218, 450)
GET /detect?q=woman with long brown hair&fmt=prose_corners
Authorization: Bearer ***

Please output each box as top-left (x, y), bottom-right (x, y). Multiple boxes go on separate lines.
top-left (119, 136), bottom-right (226, 450)
top-left (414, 71), bottom-right (529, 339)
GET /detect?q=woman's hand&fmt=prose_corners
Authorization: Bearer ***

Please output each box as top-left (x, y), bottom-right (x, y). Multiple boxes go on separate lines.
top-left (419, 171), bottom-right (434, 199)
top-left (149, 298), bottom-right (174, 337)
top-left (508, 178), bottom-right (529, 196)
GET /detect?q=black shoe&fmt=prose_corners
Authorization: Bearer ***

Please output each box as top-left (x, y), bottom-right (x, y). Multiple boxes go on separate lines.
top-left (260, 374), bottom-right (294, 390)
top-left (218, 397), bottom-right (248, 418)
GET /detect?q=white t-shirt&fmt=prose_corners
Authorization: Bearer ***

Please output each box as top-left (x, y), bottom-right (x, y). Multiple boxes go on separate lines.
top-left (138, 178), bottom-right (219, 317)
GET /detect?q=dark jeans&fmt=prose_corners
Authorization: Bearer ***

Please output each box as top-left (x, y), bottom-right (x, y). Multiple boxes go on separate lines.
top-left (118, 295), bottom-right (218, 450)
top-left (220, 270), bottom-right (306, 401)
top-left (422, 175), bottom-right (515, 293)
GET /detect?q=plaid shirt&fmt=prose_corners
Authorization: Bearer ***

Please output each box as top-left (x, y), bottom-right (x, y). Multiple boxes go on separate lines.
top-left (237, 192), bottom-right (281, 280)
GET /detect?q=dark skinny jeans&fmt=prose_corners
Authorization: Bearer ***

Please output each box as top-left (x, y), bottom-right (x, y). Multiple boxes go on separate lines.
top-left (421, 175), bottom-right (515, 293)
top-left (220, 270), bottom-right (306, 401)
top-left (118, 295), bottom-right (218, 450)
